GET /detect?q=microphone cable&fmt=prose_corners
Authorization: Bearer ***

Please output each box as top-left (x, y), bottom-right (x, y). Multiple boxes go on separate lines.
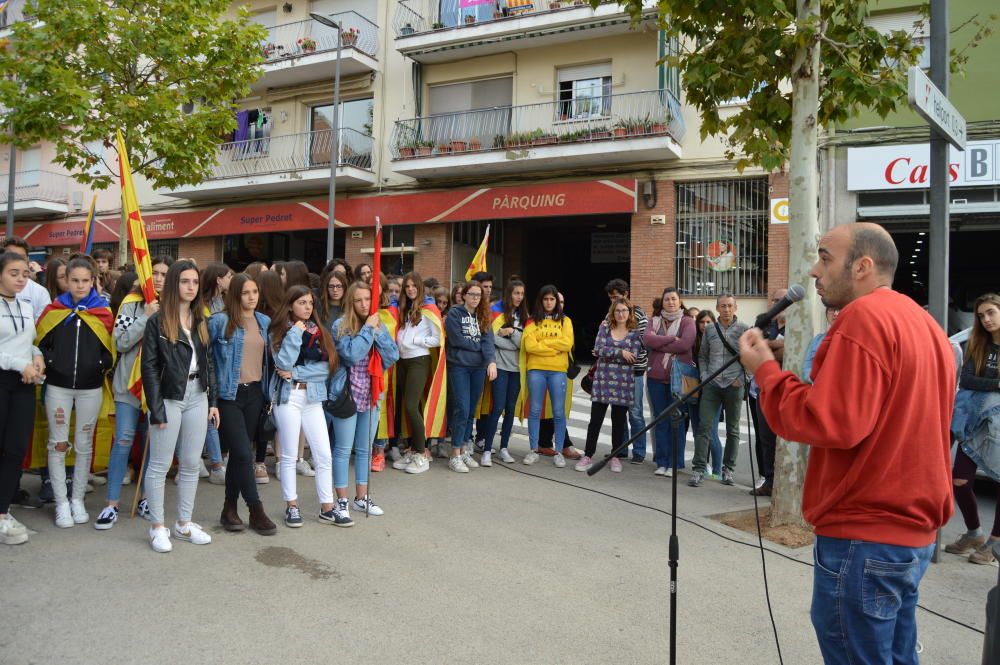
top-left (495, 461), bottom-right (986, 636)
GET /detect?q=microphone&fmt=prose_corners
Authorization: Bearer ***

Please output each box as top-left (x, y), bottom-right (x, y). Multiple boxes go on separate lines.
top-left (754, 284), bottom-right (805, 331)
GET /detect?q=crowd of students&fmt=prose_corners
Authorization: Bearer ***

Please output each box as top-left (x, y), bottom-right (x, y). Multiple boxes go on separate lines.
top-left (0, 236), bottom-right (998, 563)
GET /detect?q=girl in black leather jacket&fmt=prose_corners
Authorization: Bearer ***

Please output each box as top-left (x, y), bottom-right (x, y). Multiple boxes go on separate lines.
top-left (140, 260), bottom-right (219, 554)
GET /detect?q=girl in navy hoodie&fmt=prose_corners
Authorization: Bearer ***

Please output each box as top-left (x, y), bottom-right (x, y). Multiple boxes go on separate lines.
top-left (444, 280), bottom-right (496, 473)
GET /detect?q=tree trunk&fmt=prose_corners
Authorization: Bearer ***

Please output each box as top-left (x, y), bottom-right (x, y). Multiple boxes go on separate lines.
top-left (769, 0), bottom-right (822, 528)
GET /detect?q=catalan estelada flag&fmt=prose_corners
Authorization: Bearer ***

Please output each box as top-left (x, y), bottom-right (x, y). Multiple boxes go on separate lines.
top-left (79, 194), bottom-right (97, 255)
top-left (116, 130), bottom-right (155, 304)
top-left (396, 303), bottom-right (448, 439)
top-left (118, 292), bottom-right (148, 410)
top-left (464, 224), bottom-right (489, 282)
top-left (368, 216), bottom-right (385, 408)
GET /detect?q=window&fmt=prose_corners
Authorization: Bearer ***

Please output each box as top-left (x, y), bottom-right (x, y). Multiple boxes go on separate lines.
top-left (452, 220), bottom-right (504, 255)
top-left (675, 179), bottom-right (769, 297)
top-left (867, 11), bottom-right (930, 69)
top-left (311, 98), bottom-right (374, 167)
top-left (557, 63), bottom-right (612, 120)
top-left (425, 77), bottom-right (512, 145)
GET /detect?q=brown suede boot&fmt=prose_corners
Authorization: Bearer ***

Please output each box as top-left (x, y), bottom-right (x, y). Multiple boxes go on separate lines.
top-left (248, 501), bottom-right (277, 535)
top-left (221, 497), bottom-right (245, 532)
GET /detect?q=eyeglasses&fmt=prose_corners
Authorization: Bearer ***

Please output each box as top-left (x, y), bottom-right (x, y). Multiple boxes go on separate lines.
top-left (465, 292), bottom-right (483, 298)
top-left (328, 283), bottom-right (344, 290)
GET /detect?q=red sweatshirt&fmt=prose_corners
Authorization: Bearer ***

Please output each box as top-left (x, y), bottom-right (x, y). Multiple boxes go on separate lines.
top-left (755, 288), bottom-right (955, 547)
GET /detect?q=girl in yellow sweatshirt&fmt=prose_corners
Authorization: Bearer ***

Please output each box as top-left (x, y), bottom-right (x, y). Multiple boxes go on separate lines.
top-left (523, 284), bottom-right (574, 467)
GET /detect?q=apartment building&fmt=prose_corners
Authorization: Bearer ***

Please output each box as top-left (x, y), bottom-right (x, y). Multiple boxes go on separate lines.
top-left (826, 0), bottom-right (1000, 332)
top-left (3, 0), bottom-right (804, 339)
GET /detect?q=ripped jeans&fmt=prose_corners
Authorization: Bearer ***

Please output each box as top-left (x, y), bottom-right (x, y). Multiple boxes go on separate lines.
top-left (44, 385), bottom-right (103, 504)
top-left (106, 401), bottom-right (146, 504)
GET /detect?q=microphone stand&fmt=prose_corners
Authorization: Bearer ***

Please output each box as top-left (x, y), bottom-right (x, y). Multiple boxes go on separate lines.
top-left (588, 352), bottom-right (746, 665)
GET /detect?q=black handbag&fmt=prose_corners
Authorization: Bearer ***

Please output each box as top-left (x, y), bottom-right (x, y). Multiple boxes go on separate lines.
top-left (257, 400), bottom-right (276, 441)
top-left (324, 387), bottom-right (357, 419)
top-left (580, 361), bottom-right (598, 394)
top-left (566, 351), bottom-right (581, 380)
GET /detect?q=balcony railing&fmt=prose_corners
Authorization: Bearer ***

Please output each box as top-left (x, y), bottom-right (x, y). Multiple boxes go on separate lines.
top-left (393, 0), bottom-right (616, 37)
top-left (390, 89), bottom-right (684, 159)
top-left (0, 170), bottom-right (69, 205)
top-left (262, 11), bottom-right (378, 62)
top-left (0, 0), bottom-right (32, 30)
top-left (205, 129), bottom-right (374, 181)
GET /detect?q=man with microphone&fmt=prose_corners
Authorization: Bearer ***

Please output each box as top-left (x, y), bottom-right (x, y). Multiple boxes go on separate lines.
top-left (738, 222), bottom-right (954, 665)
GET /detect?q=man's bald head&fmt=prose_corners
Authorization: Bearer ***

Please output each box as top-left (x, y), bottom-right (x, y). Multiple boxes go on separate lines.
top-left (845, 223), bottom-right (898, 280)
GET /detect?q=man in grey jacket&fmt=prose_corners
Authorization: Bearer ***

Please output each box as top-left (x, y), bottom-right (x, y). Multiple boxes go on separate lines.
top-left (689, 294), bottom-right (748, 487)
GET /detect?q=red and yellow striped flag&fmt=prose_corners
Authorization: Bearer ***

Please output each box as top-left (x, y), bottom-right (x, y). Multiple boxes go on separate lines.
top-left (116, 129), bottom-right (155, 304)
top-left (464, 224), bottom-right (489, 282)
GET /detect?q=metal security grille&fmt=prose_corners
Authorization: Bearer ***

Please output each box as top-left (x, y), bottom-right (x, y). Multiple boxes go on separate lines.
top-left (675, 178), bottom-right (769, 297)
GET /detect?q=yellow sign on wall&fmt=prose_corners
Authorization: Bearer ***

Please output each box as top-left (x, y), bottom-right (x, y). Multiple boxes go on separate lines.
top-left (770, 197), bottom-right (789, 224)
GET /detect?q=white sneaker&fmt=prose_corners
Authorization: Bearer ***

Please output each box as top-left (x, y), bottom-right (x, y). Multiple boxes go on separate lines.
top-left (575, 456), bottom-right (593, 472)
top-left (499, 449), bottom-right (515, 464)
top-left (449, 456), bottom-right (470, 473)
top-left (121, 468), bottom-right (132, 486)
top-left (553, 453), bottom-right (566, 468)
top-left (480, 451), bottom-right (492, 467)
top-left (404, 455), bottom-right (430, 474)
top-left (392, 453), bottom-right (413, 470)
top-left (654, 466), bottom-right (668, 476)
top-left (70, 499), bottom-right (89, 524)
top-left (173, 521), bottom-right (212, 545)
top-left (523, 451), bottom-right (539, 465)
top-left (388, 447), bottom-right (403, 462)
top-left (54, 501), bottom-right (74, 528)
top-left (0, 514), bottom-right (28, 545)
top-left (149, 526), bottom-right (172, 553)
top-left (461, 451), bottom-right (479, 469)
top-left (296, 458), bottom-right (316, 477)
top-left (353, 496), bottom-right (384, 516)
top-left (208, 466), bottom-right (226, 485)
top-left (199, 459), bottom-right (210, 478)
top-left (89, 473), bottom-right (107, 486)
top-left (665, 467), bottom-right (673, 477)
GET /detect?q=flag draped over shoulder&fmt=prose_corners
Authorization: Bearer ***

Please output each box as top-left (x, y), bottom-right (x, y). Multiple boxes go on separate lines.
top-left (29, 290), bottom-right (116, 470)
top-left (79, 194), bottom-right (97, 255)
top-left (116, 130), bottom-right (155, 304)
top-left (475, 309), bottom-right (505, 418)
top-left (376, 305), bottom-right (399, 440)
top-left (464, 224), bottom-right (489, 282)
top-left (397, 303), bottom-right (449, 439)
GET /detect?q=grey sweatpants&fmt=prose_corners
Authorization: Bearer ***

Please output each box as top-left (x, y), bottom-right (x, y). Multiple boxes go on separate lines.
top-left (145, 378), bottom-right (208, 525)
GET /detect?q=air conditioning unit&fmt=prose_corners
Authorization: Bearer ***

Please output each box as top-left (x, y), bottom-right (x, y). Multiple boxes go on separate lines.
top-left (71, 191), bottom-right (84, 211)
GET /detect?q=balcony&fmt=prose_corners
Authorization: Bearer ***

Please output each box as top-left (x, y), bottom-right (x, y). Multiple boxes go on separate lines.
top-left (254, 11), bottom-right (378, 92)
top-left (392, 0), bottom-right (655, 63)
top-left (0, 0), bottom-right (33, 34)
top-left (0, 170), bottom-right (69, 218)
top-left (163, 129), bottom-right (376, 200)
top-left (390, 89), bottom-right (683, 179)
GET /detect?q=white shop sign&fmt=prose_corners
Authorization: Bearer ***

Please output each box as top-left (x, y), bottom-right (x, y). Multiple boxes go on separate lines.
top-left (846, 140), bottom-right (1000, 191)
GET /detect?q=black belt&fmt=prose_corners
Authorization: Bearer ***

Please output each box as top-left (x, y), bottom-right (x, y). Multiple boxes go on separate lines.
top-left (188, 372), bottom-right (200, 381)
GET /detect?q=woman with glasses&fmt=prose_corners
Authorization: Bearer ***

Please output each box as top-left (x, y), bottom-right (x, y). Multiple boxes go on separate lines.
top-left (444, 281), bottom-right (496, 473)
top-left (320, 270), bottom-right (349, 330)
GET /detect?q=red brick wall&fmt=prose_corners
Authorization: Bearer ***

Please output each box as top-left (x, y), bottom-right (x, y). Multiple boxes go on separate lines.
top-left (179, 236), bottom-right (222, 267)
top-left (630, 179), bottom-right (675, 315)
top-left (767, 172), bottom-right (790, 295)
top-left (344, 230), bottom-right (368, 272)
top-left (413, 223), bottom-right (452, 286)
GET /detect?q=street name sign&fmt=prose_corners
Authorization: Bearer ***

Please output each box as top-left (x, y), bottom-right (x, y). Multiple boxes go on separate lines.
top-left (908, 66), bottom-right (966, 151)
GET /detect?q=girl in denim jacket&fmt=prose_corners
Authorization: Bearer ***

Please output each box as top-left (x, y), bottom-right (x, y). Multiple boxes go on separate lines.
top-left (269, 285), bottom-right (337, 528)
top-left (329, 281), bottom-right (399, 526)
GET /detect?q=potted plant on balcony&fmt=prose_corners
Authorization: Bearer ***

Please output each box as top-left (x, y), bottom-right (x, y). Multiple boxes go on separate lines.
top-left (401, 23), bottom-right (416, 35)
top-left (416, 140), bottom-right (434, 156)
top-left (431, 21), bottom-right (445, 29)
top-left (297, 37), bottom-right (317, 53)
top-left (468, 137), bottom-right (482, 151)
top-left (435, 142), bottom-right (451, 154)
top-left (398, 140), bottom-right (417, 158)
top-left (449, 138), bottom-right (468, 152)
top-left (589, 125), bottom-right (611, 140)
top-left (342, 27), bottom-right (360, 47)
top-left (613, 118), bottom-right (642, 137)
top-left (649, 116), bottom-right (668, 134)
top-left (262, 42), bottom-right (279, 58)
top-left (464, 14), bottom-right (476, 24)
top-left (548, 0), bottom-right (560, 9)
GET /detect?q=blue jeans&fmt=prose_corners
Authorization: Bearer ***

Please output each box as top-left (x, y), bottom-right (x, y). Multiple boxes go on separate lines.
top-left (106, 401), bottom-right (146, 503)
top-left (331, 408), bottom-right (378, 489)
top-left (811, 535), bottom-right (933, 665)
top-left (625, 374), bottom-right (647, 460)
top-left (447, 365), bottom-right (487, 450)
top-left (484, 369), bottom-right (520, 452)
top-left (527, 370), bottom-right (567, 452)
top-left (204, 423), bottom-right (222, 466)
top-left (689, 396), bottom-right (723, 475)
top-left (647, 379), bottom-right (687, 470)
